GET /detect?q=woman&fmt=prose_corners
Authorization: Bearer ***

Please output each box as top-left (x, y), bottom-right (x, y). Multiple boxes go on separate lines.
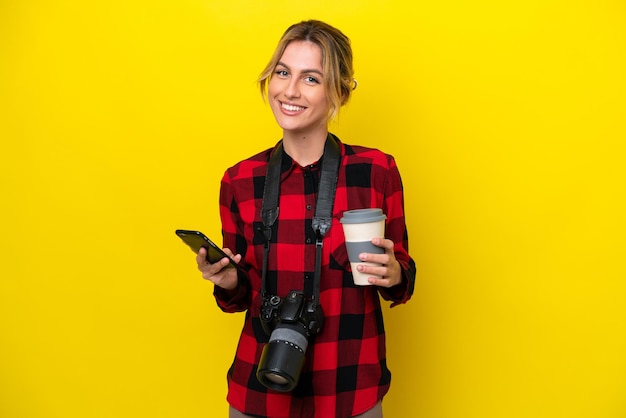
top-left (196, 20), bottom-right (416, 418)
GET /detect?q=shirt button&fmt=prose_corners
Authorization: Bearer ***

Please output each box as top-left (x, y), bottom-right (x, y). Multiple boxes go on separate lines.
top-left (306, 204), bottom-right (312, 210)
top-left (306, 238), bottom-right (312, 244)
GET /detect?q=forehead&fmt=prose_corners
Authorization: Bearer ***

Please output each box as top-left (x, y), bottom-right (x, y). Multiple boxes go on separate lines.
top-left (278, 40), bottom-right (323, 71)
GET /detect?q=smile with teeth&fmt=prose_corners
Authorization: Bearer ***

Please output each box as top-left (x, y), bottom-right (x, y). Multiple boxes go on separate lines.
top-left (281, 102), bottom-right (306, 112)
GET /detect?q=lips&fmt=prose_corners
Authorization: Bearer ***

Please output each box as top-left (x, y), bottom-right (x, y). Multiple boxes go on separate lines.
top-left (280, 101), bottom-right (306, 113)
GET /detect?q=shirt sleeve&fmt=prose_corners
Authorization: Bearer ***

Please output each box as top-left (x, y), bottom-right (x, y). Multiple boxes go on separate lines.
top-left (212, 169), bottom-right (252, 312)
top-left (378, 155), bottom-right (417, 306)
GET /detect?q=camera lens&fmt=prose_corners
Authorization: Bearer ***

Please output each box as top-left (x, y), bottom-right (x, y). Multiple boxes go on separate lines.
top-left (264, 373), bottom-right (289, 385)
top-left (256, 325), bottom-right (309, 392)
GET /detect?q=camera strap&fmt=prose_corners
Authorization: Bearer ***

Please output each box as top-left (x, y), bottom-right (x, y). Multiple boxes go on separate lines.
top-left (260, 134), bottom-right (341, 307)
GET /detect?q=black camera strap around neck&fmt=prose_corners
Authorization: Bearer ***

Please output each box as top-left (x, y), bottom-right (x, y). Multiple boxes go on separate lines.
top-left (260, 135), bottom-right (341, 307)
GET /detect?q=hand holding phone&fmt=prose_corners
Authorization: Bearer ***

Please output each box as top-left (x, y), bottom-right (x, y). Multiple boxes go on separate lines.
top-left (175, 229), bottom-right (242, 270)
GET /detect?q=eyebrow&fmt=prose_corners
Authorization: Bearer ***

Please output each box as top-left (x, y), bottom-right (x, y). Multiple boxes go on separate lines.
top-left (276, 61), bottom-right (324, 77)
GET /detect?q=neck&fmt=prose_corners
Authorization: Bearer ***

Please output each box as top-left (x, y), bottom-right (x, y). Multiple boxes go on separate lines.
top-left (282, 128), bottom-right (329, 166)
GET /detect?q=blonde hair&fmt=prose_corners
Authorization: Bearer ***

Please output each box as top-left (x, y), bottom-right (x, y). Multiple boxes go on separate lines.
top-left (259, 20), bottom-right (356, 120)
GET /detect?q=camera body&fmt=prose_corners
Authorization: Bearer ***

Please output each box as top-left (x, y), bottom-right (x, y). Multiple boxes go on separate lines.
top-left (256, 290), bottom-right (324, 392)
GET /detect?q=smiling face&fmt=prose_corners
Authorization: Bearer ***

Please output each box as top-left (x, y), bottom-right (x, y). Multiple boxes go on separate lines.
top-left (267, 41), bottom-right (330, 138)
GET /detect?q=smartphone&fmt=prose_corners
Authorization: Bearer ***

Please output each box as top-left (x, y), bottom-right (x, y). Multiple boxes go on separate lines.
top-left (175, 229), bottom-right (241, 269)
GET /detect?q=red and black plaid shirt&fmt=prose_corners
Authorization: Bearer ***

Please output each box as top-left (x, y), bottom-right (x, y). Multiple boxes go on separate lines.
top-left (214, 135), bottom-right (416, 418)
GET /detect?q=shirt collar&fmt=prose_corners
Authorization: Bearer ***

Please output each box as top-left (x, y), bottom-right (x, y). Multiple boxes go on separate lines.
top-left (272, 133), bottom-right (342, 179)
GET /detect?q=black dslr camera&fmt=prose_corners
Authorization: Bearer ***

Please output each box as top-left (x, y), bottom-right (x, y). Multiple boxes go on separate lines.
top-left (256, 290), bottom-right (324, 392)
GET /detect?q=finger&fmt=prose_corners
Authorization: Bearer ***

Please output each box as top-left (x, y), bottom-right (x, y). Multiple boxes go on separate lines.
top-left (359, 251), bottom-right (390, 266)
top-left (220, 250), bottom-right (243, 266)
top-left (218, 257), bottom-right (233, 269)
top-left (372, 237), bottom-right (394, 250)
top-left (366, 276), bottom-right (385, 286)
top-left (196, 247), bottom-right (208, 265)
top-left (356, 263), bottom-right (387, 278)
top-left (367, 276), bottom-right (396, 287)
top-left (201, 261), bottom-right (226, 279)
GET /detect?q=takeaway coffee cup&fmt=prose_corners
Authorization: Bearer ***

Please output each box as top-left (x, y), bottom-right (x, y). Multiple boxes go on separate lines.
top-left (340, 208), bottom-right (387, 286)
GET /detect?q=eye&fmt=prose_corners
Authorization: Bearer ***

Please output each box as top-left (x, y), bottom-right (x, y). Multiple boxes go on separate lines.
top-left (274, 70), bottom-right (289, 78)
top-left (304, 76), bottom-right (320, 84)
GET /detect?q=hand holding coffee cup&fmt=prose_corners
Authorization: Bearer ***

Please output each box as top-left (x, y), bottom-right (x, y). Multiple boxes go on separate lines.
top-left (340, 209), bottom-right (387, 286)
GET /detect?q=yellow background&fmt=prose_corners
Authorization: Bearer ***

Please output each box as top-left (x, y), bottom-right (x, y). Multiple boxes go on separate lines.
top-left (1, 1), bottom-right (625, 417)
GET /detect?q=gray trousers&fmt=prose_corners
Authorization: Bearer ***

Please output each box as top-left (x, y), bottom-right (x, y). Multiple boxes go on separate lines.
top-left (228, 401), bottom-right (383, 418)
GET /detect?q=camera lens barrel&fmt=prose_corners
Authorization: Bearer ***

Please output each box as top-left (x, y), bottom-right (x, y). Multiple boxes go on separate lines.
top-left (269, 326), bottom-right (309, 351)
top-left (256, 325), bottom-right (308, 392)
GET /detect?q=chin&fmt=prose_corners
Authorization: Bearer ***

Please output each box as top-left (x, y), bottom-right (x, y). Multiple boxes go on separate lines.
top-left (275, 119), bottom-right (306, 133)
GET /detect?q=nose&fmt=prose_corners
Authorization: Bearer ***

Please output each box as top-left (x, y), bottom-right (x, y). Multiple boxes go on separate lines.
top-left (285, 78), bottom-right (301, 99)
